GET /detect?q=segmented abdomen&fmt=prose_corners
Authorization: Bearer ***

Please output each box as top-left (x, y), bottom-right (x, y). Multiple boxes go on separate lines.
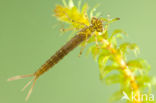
top-left (34, 26), bottom-right (94, 78)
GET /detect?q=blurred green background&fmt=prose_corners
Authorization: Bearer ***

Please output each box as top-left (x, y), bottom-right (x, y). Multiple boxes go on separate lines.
top-left (0, 0), bottom-right (156, 103)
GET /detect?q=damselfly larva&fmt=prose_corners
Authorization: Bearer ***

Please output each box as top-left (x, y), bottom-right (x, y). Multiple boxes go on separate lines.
top-left (8, 17), bottom-right (103, 101)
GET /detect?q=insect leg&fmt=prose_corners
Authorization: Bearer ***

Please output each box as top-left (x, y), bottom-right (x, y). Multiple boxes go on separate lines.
top-left (60, 27), bottom-right (74, 32)
top-left (94, 32), bottom-right (100, 48)
top-left (79, 34), bottom-right (89, 57)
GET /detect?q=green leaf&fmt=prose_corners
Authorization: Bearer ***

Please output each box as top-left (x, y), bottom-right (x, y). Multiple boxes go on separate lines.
top-left (109, 90), bottom-right (122, 102)
top-left (100, 65), bottom-right (119, 79)
top-left (127, 58), bottom-right (150, 73)
top-left (110, 29), bottom-right (127, 39)
top-left (78, 0), bottom-right (81, 11)
top-left (109, 36), bottom-right (117, 48)
top-left (105, 74), bottom-right (123, 85)
top-left (81, 3), bottom-right (88, 15)
top-left (109, 29), bottom-right (127, 48)
top-left (90, 45), bottom-right (99, 60)
top-left (98, 52), bottom-right (110, 78)
top-left (62, 0), bottom-right (68, 7)
top-left (89, 4), bottom-right (100, 19)
top-left (136, 75), bottom-right (153, 92)
top-left (98, 54), bottom-right (109, 68)
top-left (101, 29), bottom-right (108, 39)
top-left (119, 42), bottom-right (140, 56)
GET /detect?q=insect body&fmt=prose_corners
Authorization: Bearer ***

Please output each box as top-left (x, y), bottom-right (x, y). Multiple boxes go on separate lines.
top-left (8, 17), bottom-right (103, 101)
